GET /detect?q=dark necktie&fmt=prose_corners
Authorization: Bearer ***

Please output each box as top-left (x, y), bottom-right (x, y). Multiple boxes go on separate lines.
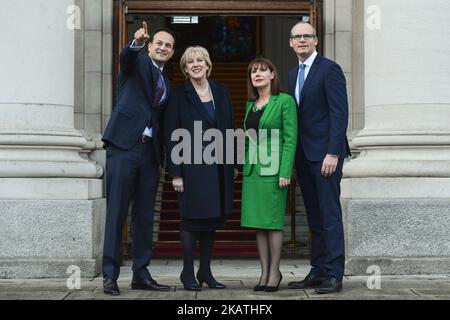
top-left (153, 68), bottom-right (165, 107)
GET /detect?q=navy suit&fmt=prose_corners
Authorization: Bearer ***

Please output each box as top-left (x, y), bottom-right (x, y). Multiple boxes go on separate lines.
top-left (288, 54), bottom-right (350, 281)
top-left (101, 43), bottom-right (169, 281)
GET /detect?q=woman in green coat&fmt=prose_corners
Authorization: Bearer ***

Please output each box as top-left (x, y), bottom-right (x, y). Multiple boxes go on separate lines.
top-left (241, 58), bottom-right (297, 292)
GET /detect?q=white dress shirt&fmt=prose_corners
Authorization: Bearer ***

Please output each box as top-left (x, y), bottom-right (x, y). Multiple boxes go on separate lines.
top-left (295, 51), bottom-right (318, 105)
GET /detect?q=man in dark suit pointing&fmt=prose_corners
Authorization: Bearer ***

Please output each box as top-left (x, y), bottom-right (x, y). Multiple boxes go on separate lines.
top-left (101, 22), bottom-right (175, 295)
top-left (287, 22), bottom-right (350, 294)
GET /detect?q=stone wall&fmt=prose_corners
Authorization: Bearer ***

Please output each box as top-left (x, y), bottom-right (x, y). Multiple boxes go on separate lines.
top-left (0, 0), bottom-right (105, 279)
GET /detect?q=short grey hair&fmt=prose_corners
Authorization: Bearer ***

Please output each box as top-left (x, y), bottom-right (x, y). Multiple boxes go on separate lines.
top-left (180, 46), bottom-right (213, 78)
top-left (290, 22), bottom-right (317, 37)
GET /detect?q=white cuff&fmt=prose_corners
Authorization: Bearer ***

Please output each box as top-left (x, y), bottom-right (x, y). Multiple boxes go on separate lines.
top-left (130, 39), bottom-right (146, 50)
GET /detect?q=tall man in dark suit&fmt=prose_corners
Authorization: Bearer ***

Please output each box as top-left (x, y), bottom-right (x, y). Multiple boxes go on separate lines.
top-left (287, 22), bottom-right (350, 294)
top-left (101, 22), bottom-right (175, 295)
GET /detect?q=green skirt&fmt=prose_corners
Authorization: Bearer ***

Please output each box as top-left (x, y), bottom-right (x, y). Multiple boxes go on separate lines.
top-left (241, 170), bottom-right (288, 230)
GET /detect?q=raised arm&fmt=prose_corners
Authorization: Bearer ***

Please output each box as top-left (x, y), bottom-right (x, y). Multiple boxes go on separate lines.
top-left (119, 21), bottom-right (150, 74)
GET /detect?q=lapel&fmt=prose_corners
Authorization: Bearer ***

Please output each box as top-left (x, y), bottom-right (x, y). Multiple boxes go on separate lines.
top-left (185, 80), bottom-right (215, 127)
top-left (243, 100), bottom-right (257, 146)
top-left (150, 61), bottom-right (159, 83)
top-left (244, 95), bottom-right (278, 131)
top-left (243, 101), bottom-right (253, 131)
top-left (163, 73), bottom-right (170, 97)
top-left (157, 71), bottom-right (170, 108)
top-left (299, 54), bottom-right (322, 105)
top-left (243, 95), bottom-right (278, 145)
top-left (289, 67), bottom-right (299, 98)
top-left (258, 94), bottom-right (278, 129)
top-left (210, 81), bottom-right (224, 130)
top-left (139, 55), bottom-right (153, 104)
top-left (142, 55), bottom-right (160, 107)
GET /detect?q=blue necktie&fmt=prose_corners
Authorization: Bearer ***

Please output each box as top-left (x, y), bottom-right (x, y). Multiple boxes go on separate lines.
top-left (297, 64), bottom-right (306, 106)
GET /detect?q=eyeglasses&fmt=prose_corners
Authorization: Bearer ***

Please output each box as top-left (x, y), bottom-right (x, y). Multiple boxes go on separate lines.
top-left (290, 34), bottom-right (316, 41)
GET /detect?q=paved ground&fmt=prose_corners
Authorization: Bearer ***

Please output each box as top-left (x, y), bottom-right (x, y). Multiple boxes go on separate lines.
top-left (1, 259), bottom-right (449, 300)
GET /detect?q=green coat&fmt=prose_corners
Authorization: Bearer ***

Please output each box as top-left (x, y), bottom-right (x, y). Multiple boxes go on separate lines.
top-left (242, 93), bottom-right (298, 179)
top-left (240, 93), bottom-right (298, 230)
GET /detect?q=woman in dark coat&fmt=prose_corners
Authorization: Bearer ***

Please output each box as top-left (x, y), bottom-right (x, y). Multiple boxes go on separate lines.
top-left (164, 46), bottom-right (235, 291)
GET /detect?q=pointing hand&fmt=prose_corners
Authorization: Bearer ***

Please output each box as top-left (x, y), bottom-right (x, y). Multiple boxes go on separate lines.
top-left (134, 21), bottom-right (150, 46)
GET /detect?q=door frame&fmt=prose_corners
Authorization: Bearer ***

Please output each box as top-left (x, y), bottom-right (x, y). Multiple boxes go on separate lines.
top-left (112, 0), bottom-right (323, 258)
top-left (113, 0), bottom-right (323, 88)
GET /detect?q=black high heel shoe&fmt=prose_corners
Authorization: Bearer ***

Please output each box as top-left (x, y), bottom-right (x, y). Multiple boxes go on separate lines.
top-left (264, 272), bottom-right (283, 292)
top-left (180, 272), bottom-right (202, 291)
top-left (253, 276), bottom-right (267, 291)
top-left (253, 284), bottom-right (266, 292)
top-left (196, 270), bottom-right (226, 289)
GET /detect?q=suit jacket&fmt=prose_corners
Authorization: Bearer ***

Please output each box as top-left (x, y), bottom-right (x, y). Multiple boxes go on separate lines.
top-left (242, 93), bottom-right (298, 179)
top-left (102, 43), bottom-right (170, 164)
top-left (288, 54), bottom-right (350, 162)
top-left (164, 80), bottom-right (235, 220)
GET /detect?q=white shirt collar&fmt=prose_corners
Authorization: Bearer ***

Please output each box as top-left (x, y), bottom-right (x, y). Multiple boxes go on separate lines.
top-left (299, 51), bottom-right (318, 68)
top-left (151, 59), bottom-right (164, 72)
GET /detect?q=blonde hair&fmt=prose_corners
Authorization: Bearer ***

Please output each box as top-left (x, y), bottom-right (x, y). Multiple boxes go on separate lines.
top-left (179, 46), bottom-right (213, 78)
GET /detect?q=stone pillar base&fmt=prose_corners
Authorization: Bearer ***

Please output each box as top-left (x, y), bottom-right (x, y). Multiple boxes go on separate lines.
top-left (0, 259), bottom-right (98, 279)
top-left (345, 257), bottom-right (450, 276)
top-left (342, 179), bottom-right (450, 275)
top-left (0, 198), bottom-right (106, 279)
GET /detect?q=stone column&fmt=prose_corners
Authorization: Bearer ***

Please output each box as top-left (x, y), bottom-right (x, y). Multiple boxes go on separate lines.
top-left (0, 0), bottom-right (105, 278)
top-left (342, 0), bottom-right (450, 274)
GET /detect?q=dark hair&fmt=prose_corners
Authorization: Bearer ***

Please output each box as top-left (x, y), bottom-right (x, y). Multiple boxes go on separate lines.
top-left (247, 58), bottom-right (281, 100)
top-left (149, 28), bottom-right (176, 48)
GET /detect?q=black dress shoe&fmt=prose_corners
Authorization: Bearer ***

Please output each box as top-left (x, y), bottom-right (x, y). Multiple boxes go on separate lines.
top-left (103, 278), bottom-right (120, 296)
top-left (180, 272), bottom-right (202, 291)
top-left (264, 272), bottom-right (282, 292)
top-left (131, 277), bottom-right (171, 291)
top-left (196, 270), bottom-right (226, 289)
top-left (288, 273), bottom-right (328, 289)
top-left (314, 277), bottom-right (342, 294)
